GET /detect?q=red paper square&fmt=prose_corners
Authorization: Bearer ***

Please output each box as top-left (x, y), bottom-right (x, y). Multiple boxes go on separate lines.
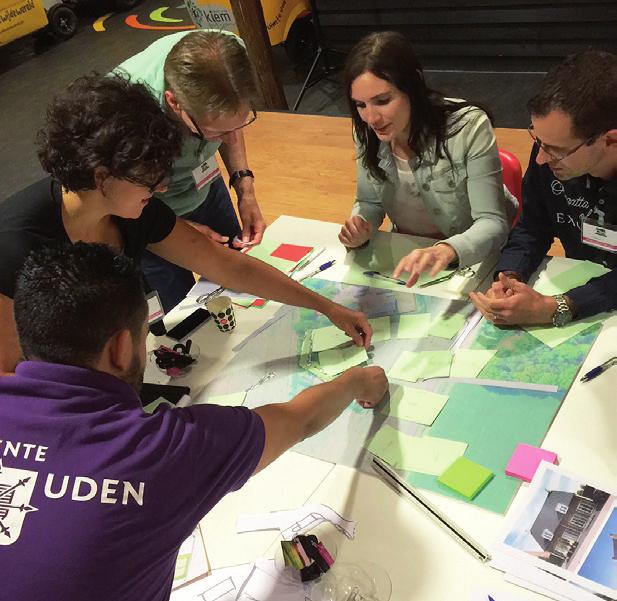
top-left (270, 243), bottom-right (313, 262)
top-left (252, 298), bottom-right (267, 307)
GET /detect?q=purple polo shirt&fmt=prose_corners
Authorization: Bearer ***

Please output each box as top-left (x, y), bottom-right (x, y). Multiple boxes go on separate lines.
top-left (0, 361), bottom-right (265, 601)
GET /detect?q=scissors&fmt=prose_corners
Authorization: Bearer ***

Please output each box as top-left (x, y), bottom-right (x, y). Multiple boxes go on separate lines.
top-left (418, 266), bottom-right (476, 288)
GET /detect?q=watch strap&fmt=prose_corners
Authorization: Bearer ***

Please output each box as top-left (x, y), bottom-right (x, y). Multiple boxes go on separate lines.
top-left (552, 294), bottom-right (573, 327)
top-left (228, 169), bottom-right (254, 189)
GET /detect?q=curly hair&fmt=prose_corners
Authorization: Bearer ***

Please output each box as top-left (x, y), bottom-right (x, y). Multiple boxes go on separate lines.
top-left (37, 73), bottom-right (183, 192)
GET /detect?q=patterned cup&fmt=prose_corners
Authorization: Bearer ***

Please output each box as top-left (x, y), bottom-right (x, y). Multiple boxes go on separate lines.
top-left (206, 295), bottom-right (236, 333)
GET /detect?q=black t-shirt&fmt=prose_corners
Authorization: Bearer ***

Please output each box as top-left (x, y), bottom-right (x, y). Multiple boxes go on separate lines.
top-left (0, 178), bottom-right (177, 298)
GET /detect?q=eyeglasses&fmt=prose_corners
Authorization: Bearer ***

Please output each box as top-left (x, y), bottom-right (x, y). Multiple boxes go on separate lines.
top-left (125, 172), bottom-right (167, 193)
top-left (185, 109), bottom-right (257, 140)
top-left (527, 125), bottom-right (598, 163)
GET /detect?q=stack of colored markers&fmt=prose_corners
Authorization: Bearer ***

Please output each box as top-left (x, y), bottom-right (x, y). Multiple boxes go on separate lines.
top-left (280, 534), bottom-right (334, 582)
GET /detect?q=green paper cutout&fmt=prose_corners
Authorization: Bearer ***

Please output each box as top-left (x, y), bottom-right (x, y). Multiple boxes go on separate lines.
top-left (388, 350), bottom-right (453, 382)
top-left (427, 313), bottom-right (467, 339)
top-left (366, 427), bottom-right (467, 474)
top-left (533, 260), bottom-right (610, 296)
top-left (311, 325), bottom-right (351, 352)
top-left (438, 456), bottom-right (494, 499)
top-left (397, 313), bottom-right (431, 338)
top-left (450, 349), bottom-right (497, 378)
top-left (318, 346), bottom-right (368, 376)
top-left (382, 386), bottom-right (449, 425)
top-left (368, 316), bottom-right (392, 343)
top-left (408, 383), bottom-right (562, 513)
top-left (246, 240), bottom-right (297, 273)
top-left (523, 315), bottom-right (603, 348)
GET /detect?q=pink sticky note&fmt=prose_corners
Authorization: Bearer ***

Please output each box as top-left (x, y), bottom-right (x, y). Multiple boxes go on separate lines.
top-left (270, 243), bottom-right (313, 262)
top-left (505, 443), bottom-right (558, 482)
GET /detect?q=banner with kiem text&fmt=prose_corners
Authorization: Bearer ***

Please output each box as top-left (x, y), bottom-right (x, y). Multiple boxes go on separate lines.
top-left (0, 0), bottom-right (48, 47)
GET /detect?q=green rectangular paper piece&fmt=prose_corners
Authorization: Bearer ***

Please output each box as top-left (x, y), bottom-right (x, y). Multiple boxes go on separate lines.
top-left (208, 391), bottom-right (247, 407)
top-left (246, 240), bottom-right (298, 273)
top-left (382, 386), bottom-right (449, 425)
top-left (450, 349), bottom-right (497, 378)
top-left (318, 346), bottom-right (368, 375)
top-left (427, 313), bottom-right (467, 339)
top-left (368, 316), bottom-right (392, 343)
top-left (524, 315), bottom-right (602, 348)
top-left (388, 350), bottom-right (453, 382)
top-left (311, 325), bottom-right (351, 352)
top-left (534, 261), bottom-right (609, 296)
top-left (438, 456), bottom-right (494, 499)
top-left (230, 297), bottom-right (255, 308)
top-left (397, 313), bottom-right (431, 339)
top-left (408, 383), bottom-right (563, 513)
top-left (367, 427), bottom-right (467, 474)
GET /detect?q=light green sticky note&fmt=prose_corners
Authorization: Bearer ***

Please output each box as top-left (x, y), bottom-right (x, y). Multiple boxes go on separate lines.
top-left (427, 313), bottom-right (467, 339)
top-left (397, 313), bottom-right (431, 339)
top-left (534, 261), bottom-right (609, 296)
top-left (208, 391), bottom-right (247, 407)
top-left (388, 350), bottom-right (453, 382)
top-left (311, 325), bottom-right (351, 352)
top-left (230, 297), bottom-right (255, 308)
top-left (438, 456), bottom-right (494, 499)
top-left (382, 386), bottom-right (449, 425)
top-left (143, 398), bottom-right (174, 414)
top-left (246, 241), bottom-right (297, 273)
top-left (369, 316), bottom-right (392, 343)
top-left (450, 349), bottom-right (497, 378)
top-left (524, 315), bottom-right (603, 348)
top-left (318, 346), bottom-right (368, 375)
top-left (367, 428), bottom-right (467, 474)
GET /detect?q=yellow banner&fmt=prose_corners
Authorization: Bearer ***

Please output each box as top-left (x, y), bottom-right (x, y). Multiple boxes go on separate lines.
top-left (0, 0), bottom-right (48, 47)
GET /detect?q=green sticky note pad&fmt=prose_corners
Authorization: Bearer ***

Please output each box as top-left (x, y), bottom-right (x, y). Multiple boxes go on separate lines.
top-left (438, 456), bottom-right (494, 499)
top-left (368, 316), bottom-right (392, 343)
top-left (388, 350), bottom-right (453, 383)
top-left (318, 345), bottom-right (368, 375)
top-left (311, 325), bottom-right (351, 352)
top-left (397, 313), bottom-right (431, 339)
top-left (427, 313), bottom-right (467, 339)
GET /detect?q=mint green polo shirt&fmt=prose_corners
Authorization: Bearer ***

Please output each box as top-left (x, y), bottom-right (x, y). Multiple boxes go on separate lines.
top-left (115, 31), bottom-right (237, 217)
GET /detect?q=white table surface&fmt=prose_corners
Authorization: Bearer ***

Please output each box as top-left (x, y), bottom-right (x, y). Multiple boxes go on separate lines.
top-left (150, 216), bottom-right (617, 601)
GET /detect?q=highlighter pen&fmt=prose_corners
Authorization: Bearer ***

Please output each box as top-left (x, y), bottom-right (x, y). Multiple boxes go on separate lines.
top-left (363, 270), bottom-right (407, 285)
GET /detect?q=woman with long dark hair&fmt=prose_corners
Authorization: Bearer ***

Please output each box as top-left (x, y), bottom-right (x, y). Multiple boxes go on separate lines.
top-left (339, 31), bottom-right (517, 286)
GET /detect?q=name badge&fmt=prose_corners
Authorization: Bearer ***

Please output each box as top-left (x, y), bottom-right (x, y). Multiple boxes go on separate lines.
top-left (581, 216), bottom-right (617, 253)
top-left (192, 157), bottom-right (220, 190)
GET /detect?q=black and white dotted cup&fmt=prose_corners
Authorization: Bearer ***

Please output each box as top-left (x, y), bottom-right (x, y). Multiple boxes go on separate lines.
top-left (206, 296), bottom-right (236, 333)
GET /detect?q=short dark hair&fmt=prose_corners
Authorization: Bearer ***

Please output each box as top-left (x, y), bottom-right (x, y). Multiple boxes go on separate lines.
top-left (343, 31), bottom-right (485, 182)
top-left (14, 243), bottom-right (147, 368)
top-left (37, 73), bottom-right (183, 192)
top-left (528, 50), bottom-right (617, 139)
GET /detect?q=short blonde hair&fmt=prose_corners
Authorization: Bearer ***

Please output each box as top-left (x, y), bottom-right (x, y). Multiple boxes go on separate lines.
top-left (164, 31), bottom-right (258, 118)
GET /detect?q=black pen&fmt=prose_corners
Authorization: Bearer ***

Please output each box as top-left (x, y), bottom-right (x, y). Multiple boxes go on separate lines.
top-left (580, 356), bottom-right (617, 382)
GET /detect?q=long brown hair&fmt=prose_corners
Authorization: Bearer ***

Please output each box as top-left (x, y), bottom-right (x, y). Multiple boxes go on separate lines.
top-left (164, 31), bottom-right (258, 118)
top-left (344, 31), bottom-right (484, 182)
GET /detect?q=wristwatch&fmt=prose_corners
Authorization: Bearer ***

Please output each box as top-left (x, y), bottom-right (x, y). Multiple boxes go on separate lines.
top-left (552, 295), bottom-right (573, 327)
top-left (228, 169), bottom-right (254, 189)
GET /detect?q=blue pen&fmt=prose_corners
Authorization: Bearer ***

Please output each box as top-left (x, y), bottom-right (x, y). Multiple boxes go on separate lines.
top-left (488, 596), bottom-right (496, 601)
top-left (580, 356), bottom-right (617, 382)
top-left (300, 260), bottom-right (336, 281)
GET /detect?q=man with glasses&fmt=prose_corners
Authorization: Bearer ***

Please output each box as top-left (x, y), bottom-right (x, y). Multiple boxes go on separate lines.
top-left (471, 50), bottom-right (617, 326)
top-left (116, 30), bottom-right (267, 311)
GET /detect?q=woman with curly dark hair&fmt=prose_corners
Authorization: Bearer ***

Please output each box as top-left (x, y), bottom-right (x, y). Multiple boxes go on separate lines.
top-left (0, 74), bottom-right (372, 374)
top-left (338, 31), bottom-right (518, 286)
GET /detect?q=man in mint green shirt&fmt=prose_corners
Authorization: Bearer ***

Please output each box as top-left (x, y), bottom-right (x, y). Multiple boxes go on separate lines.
top-left (116, 30), bottom-right (266, 311)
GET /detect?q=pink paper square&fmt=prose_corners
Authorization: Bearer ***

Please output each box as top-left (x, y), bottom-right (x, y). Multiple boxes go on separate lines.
top-left (270, 243), bottom-right (313, 262)
top-left (505, 443), bottom-right (558, 482)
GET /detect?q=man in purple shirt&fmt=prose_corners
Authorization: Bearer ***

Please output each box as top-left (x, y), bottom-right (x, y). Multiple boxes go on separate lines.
top-left (0, 243), bottom-right (387, 601)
